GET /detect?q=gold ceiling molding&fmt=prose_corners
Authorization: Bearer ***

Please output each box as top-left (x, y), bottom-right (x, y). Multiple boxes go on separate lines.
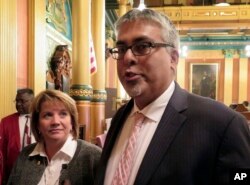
top-left (181, 41), bottom-right (250, 46)
top-left (152, 5), bottom-right (250, 22)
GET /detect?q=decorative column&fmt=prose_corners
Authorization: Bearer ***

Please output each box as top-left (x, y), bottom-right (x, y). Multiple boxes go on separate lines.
top-left (71, 0), bottom-right (92, 141)
top-left (116, 0), bottom-right (130, 106)
top-left (176, 57), bottom-right (186, 88)
top-left (119, 0), bottom-right (128, 16)
top-left (91, 0), bottom-right (107, 142)
top-left (28, 0), bottom-right (46, 94)
top-left (238, 50), bottom-right (248, 103)
top-left (223, 49), bottom-right (234, 105)
top-left (0, 0), bottom-right (17, 118)
top-left (248, 58), bottom-right (250, 102)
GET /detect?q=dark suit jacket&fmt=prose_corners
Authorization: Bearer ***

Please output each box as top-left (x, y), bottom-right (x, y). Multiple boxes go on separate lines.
top-left (0, 113), bottom-right (20, 185)
top-left (7, 140), bottom-right (101, 185)
top-left (95, 83), bottom-right (250, 185)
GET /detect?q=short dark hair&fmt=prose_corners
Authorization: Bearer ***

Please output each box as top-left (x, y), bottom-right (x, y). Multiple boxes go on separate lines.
top-left (17, 88), bottom-right (34, 96)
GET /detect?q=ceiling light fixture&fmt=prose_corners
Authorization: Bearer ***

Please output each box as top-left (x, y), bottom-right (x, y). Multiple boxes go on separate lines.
top-left (245, 45), bottom-right (250, 57)
top-left (181, 45), bottom-right (188, 57)
top-left (138, 0), bottom-right (146, 11)
top-left (214, 2), bottom-right (230, 6)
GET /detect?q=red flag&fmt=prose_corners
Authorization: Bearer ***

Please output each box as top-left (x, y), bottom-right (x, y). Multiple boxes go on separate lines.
top-left (90, 35), bottom-right (97, 74)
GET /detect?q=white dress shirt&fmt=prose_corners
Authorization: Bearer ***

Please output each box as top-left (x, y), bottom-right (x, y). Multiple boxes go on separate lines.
top-left (104, 81), bottom-right (175, 185)
top-left (29, 135), bottom-right (77, 185)
top-left (19, 114), bottom-right (35, 149)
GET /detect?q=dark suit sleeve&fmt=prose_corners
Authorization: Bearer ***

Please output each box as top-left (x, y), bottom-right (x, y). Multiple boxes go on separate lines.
top-left (215, 113), bottom-right (250, 184)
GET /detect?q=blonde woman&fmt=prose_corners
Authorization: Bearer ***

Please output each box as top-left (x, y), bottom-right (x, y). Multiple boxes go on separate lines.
top-left (8, 89), bottom-right (101, 185)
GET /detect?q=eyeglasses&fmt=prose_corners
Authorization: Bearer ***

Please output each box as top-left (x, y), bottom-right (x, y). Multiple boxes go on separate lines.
top-left (109, 41), bottom-right (174, 60)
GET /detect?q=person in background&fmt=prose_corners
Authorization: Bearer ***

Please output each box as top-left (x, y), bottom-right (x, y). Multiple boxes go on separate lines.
top-left (95, 8), bottom-right (250, 185)
top-left (199, 71), bottom-right (212, 98)
top-left (243, 100), bottom-right (250, 111)
top-left (7, 89), bottom-right (101, 185)
top-left (0, 88), bottom-right (34, 185)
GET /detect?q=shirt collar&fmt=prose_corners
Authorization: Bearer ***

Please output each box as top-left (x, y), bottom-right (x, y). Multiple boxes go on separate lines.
top-left (133, 81), bottom-right (175, 122)
top-left (29, 135), bottom-right (76, 159)
top-left (19, 113), bottom-right (31, 118)
top-left (60, 135), bottom-right (77, 158)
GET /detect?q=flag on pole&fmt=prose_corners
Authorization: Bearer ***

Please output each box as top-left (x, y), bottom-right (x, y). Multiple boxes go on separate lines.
top-left (90, 34), bottom-right (97, 74)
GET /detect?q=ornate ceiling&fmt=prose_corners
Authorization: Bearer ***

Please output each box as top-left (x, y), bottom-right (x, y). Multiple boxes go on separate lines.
top-left (105, 0), bottom-right (250, 50)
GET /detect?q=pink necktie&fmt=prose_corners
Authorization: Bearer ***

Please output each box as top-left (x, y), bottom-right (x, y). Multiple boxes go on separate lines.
top-left (111, 112), bottom-right (145, 185)
top-left (23, 115), bottom-right (31, 148)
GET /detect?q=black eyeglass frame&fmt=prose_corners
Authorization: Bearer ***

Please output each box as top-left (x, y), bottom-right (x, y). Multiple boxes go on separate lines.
top-left (109, 41), bottom-right (175, 60)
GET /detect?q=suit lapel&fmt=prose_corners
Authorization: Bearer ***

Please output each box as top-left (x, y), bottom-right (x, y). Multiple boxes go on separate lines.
top-left (12, 113), bottom-right (21, 150)
top-left (134, 83), bottom-right (188, 185)
top-left (96, 101), bottom-right (134, 185)
top-left (102, 100), bottom-right (134, 159)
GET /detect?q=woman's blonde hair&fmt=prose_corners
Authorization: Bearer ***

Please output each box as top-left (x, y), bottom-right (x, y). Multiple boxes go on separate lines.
top-left (30, 89), bottom-right (79, 142)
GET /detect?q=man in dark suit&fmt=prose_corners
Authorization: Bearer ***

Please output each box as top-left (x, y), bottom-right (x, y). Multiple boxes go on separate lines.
top-left (0, 88), bottom-right (34, 185)
top-left (95, 9), bottom-right (250, 185)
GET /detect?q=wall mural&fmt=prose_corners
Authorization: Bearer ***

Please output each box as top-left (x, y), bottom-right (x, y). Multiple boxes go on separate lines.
top-left (46, 0), bottom-right (72, 40)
